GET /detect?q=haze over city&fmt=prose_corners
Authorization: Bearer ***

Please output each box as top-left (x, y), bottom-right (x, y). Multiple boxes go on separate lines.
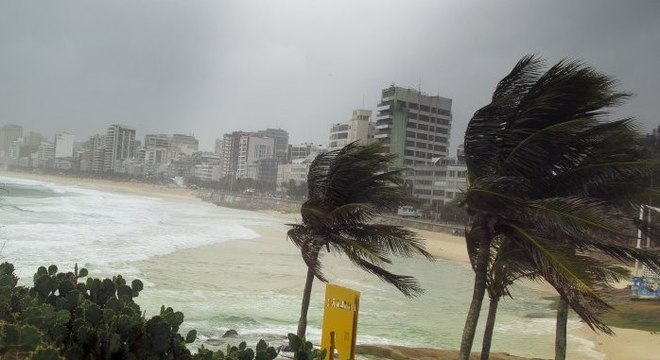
top-left (1, 0), bottom-right (659, 151)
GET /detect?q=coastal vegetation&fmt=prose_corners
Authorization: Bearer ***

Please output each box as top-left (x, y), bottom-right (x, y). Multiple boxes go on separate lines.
top-left (459, 55), bottom-right (660, 360)
top-left (0, 262), bottom-right (287, 360)
top-left (287, 142), bottom-right (434, 339)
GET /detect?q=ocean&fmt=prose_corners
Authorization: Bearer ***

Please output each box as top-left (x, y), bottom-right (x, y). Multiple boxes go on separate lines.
top-left (0, 176), bottom-right (602, 359)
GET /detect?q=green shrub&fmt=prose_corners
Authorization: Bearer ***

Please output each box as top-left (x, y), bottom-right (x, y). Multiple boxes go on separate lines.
top-left (0, 262), bottom-right (278, 360)
top-left (287, 333), bottom-right (326, 360)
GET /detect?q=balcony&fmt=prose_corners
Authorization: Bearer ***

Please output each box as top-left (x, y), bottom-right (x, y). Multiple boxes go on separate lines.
top-left (374, 133), bottom-right (389, 139)
top-left (375, 124), bottom-right (391, 130)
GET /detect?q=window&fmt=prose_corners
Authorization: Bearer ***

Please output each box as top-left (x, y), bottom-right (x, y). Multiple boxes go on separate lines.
top-left (406, 131), bottom-right (415, 138)
top-left (408, 102), bottom-right (418, 109)
top-left (418, 124), bottom-right (428, 131)
top-left (416, 133), bottom-right (427, 140)
top-left (406, 122), bottom-right (416, 129)
top-left (420, 105), bottom-right (430, 112)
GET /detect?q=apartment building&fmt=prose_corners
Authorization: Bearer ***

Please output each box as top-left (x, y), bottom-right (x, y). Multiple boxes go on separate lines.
top-left (220, 131), bottom-right (249, 178)
top-left (256, 128), bottom-right (289, 163)
top-left (236, 134), bottom-right (275, 180)
top-left (104, 125), bottom-right (136, 173)
top-left (0, 124), bottom-right (23, 156)
top-left (328, 109), bottom-right (374, 151)
top-left (170, 134), bottom-right (199, 156)
top-left (54, 133), bottom-right (74, 158)
top-left (375, 85), bottom-right (452, 168)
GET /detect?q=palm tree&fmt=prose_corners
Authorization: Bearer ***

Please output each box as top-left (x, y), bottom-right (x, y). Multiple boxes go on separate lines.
top-left (476, 235), bottom-right (630, 360)
top-left (287, 142), bottom-right (433, 339)
top-left (458, 55), bottom-right (660, 360)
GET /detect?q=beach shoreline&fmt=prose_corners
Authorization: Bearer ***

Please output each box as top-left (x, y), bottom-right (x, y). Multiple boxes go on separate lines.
top-left (2, 171), bottom-right (658, 359)
top-left (0, 170), bottom-right (200, 203)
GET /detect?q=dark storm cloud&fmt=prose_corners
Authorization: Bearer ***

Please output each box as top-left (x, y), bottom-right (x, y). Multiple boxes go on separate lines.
top-left (0, 0), bottom-right (658, 151)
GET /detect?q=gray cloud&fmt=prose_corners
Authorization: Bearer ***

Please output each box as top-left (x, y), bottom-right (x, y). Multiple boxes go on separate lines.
top-left (1, 0), bottom-right (658, 151)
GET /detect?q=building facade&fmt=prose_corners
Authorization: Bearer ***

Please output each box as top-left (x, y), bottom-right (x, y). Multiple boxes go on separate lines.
top-left (375, 85), bottom-right (452, 167)
top-left (0, 124), bottom-right (23, 156)
top-left (328, 109), bottom-right (374, 151)
top-left (104, 125), bottom-right (136, 173)
top-left (256, 128), bottom-right (289, 163)
top-left (170, 134), bottom-right (199, 156)
top-left (236, 134), bottom-right (275, 179)
top-left (54, 133), bottom-right (75, 158)
top-left (220, 131), bottom-right (249, 178)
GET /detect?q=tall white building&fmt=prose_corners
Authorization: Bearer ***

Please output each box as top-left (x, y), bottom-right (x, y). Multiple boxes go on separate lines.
top-left (54, 133), bottom-right (74, 158)
top-left (236, 134), bottom-right (275, 179)
top-left (328, 109), bottom-right (374, 151)
top-left (104, 125), bottom-right (136, 173)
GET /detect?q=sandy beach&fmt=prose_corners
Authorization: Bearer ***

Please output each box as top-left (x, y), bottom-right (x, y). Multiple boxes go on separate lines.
top-left (2, 170), bottom-right (658, 359)
top-left (0, 170), bottom-right (199, 203)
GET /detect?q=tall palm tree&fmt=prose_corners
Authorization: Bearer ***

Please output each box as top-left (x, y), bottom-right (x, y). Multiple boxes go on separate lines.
top-left (287, 142), bottom-right (433, 339)
top-left (458, 55), bottom-right (660, 360)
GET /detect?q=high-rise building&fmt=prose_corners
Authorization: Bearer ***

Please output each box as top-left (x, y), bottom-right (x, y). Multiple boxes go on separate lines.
top-left (256, 128), bottom-right (289, 163)
top-left (375, 85), bottom-right (452, 167)
top-left (0, 124), bottom-right (23, 156)
top-left (220, 131), bottom-right (249, 178)
top-left (170, 134), bottom-right (199, 156)
top-left (328, 109), bottom-right (374, 151)
top-left (54, 133), bottom-right (75, 158)
top-left (104, 125), bottom-right (136, 172)
top-left (237, 134), bottom-right (275, 179)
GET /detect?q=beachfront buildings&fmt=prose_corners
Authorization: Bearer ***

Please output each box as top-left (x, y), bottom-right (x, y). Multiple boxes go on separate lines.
top-left (256, 128), bottom-right (289, 164)
top-left (170, 134), bottom-right (199, 156)
top-left (54, 133), bottom-right (74, 158)
top-left (220, 131), bottom-right (250, 178)
top-left (375, 85), bottom-right (454, 205)
top-left (104, 125), bottom-right (136, 173)
top-left (328, 109), bottom-right (374, 151)
top-left (218, 128), bottom-right (288, 185)
top-left (287, 143), bottom-right (322, 162)
top-left (0, 124), bottom-right (23, 158)
top-left (236, 134), bottom-right (275, 180)
top-left (375, 85), bottom-right (452, 167)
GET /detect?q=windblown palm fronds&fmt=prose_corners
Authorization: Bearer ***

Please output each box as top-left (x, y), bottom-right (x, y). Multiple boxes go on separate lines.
top-left (458, 55), bottom-right (660, 360)
top-left (288, 141), bottom-right (433, 338)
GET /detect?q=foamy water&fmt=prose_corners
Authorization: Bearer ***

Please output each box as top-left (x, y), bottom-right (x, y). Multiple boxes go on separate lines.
top-left (0, 176), bottom-right (602, 359)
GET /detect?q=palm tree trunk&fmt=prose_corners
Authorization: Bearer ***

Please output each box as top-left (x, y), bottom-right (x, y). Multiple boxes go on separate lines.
top-left (297, 267), bottom-right (315, 340)
top-left (555, 297), bottom-right (569, 360)
top-left (480, 297), bottom-right (500, 360)
top-left (458, 225), bottom-right (492, 360)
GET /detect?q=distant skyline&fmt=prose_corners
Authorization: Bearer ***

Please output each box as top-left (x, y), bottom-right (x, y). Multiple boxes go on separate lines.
top-left (1, 0), bottom-right (659, 152)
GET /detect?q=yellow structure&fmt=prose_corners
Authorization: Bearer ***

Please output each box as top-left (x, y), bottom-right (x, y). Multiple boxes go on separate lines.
top-left (321, 284), bottom-right (360, 360)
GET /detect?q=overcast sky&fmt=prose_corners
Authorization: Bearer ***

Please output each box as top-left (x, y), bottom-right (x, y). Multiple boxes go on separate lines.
top-left (1, 0), bottom-right (658, 152)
